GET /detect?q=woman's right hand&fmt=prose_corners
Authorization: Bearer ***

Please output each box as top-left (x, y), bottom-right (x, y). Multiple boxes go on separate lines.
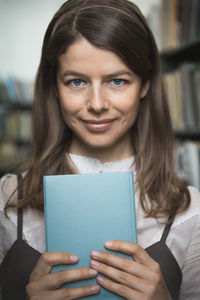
top-left (26, 252), bottom-right (100, 299)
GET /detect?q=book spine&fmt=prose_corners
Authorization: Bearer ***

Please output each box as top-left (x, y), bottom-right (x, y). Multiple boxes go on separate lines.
top-left (43, 176), bottom-right (49, 251)
top-left (129, 172), bottom-right (137, 243)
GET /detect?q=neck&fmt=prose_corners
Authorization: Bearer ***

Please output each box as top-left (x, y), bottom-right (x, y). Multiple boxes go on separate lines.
top-left (69, 134), bottom-right (134, 163)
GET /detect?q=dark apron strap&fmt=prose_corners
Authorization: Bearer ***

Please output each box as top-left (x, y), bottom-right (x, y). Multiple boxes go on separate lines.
top-left (17, 174), bottom-right (23, 240)
top-left (160, 222), bottom-right (173, 243)
top-left (160, 191), bottom-right (183, 243)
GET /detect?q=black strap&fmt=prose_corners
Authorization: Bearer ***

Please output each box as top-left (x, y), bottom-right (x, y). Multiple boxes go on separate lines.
top-left (160, 221), bottom-right (173, 243)
top-left (17, 174), bottom-right (23, 240)
top-left (160, 191), bottom-right (183, 243)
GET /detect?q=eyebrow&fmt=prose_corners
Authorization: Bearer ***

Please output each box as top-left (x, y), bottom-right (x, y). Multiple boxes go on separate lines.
top-left (61, 70), bottom-right (134, 80)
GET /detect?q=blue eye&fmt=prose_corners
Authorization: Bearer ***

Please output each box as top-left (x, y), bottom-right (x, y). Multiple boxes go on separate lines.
top-left (112, 79), bottom-right (124, 86)
top-left (72, 79), bottom-right (83, 87)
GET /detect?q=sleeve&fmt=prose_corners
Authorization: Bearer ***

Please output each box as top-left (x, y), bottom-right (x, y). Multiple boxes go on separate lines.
top-left (0, 174), bottom-right (18, 265)
top-left (0, 211), bottom-right (5, 264)
top-left (179, 188), bottom-right (200, 300)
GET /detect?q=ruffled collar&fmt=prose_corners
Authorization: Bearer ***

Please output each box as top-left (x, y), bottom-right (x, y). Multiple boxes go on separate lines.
top-left (68, 153), bottom-right (135, 174)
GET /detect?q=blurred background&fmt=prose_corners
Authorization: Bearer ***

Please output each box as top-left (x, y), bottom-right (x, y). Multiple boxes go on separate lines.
top-left (0, 0), bottom-right (159, 80)
top-left (0, 0), bottom-right (200, 189)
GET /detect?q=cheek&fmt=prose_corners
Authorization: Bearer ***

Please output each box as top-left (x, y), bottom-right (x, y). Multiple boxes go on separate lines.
top-left (59, 96), bottom-right (81, 116)
top-left (118, 95), bottom-right (141, 120)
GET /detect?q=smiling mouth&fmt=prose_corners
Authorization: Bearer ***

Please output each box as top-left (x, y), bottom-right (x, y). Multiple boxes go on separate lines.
top-left (83, 119), bottom-right (115, 132)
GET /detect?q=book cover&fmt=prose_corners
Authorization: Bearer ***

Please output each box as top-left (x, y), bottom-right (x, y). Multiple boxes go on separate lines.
top-left (44, 172), bottom-right (137, 299)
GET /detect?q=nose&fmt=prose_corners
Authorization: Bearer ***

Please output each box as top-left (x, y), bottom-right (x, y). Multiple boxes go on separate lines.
top-left (86, 84), bottom-right (109, 113)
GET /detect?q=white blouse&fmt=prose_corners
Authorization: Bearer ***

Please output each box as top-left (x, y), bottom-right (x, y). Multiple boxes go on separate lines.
top-left (0, 154), bottom-right (200, 299)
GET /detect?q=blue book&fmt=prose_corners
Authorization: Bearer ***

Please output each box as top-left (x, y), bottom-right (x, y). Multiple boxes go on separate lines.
top-left (44, 172), bottom-right (137, 299)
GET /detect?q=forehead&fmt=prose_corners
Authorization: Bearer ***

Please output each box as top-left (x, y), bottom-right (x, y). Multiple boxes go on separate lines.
top-left (58, 38), bottom-right (131, 74)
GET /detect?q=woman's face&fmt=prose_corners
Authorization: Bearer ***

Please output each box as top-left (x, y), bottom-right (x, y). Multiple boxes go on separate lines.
top-left (57, 38), bottom-right (149, 162)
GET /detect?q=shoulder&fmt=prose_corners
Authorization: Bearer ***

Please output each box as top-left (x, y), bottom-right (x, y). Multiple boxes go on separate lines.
top-left (185, 186), bottom-right (200, 220)
top-left (164, 186), bottom-right (200, 270)
top-left (188, 185), bottom-right (200, 205)
top-left (0, 174), bottom-right (18, 212)
top-left (179, 188), bottom-right (200, 297)
top-left (172, 185), bottom-right (200, 235)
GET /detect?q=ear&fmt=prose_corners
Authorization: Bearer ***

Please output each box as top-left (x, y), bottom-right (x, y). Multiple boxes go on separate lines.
top-left (140, 80), bottom-right (150, 99)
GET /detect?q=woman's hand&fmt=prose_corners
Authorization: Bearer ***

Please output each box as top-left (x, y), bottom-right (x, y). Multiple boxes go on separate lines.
top-left (26, 251), bottom-right (100, 300)
top-left (90, 241), bottom-right (172, 300)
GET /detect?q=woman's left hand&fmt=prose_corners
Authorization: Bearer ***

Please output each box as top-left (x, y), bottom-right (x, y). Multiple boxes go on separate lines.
top-left (90, 240), bottom-right (172, 300)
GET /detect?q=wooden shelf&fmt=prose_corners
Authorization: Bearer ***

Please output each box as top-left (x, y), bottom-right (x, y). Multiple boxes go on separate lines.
top-left (0, 102), bottom-right (32, 111)
top-left (160, 39), bottom-right (200, 73)
top-left (174, 130), bottom-right (200, 140)
top-left (0, 138), bottom-right (32, 145)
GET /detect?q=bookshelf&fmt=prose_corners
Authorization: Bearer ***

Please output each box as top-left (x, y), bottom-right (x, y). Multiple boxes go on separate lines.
top-left (160, 39), bottom-right (200, 140)
top-left (149, 0), bottom-right (200, 190)
top-left (0, 77), bottom-right (33, 176)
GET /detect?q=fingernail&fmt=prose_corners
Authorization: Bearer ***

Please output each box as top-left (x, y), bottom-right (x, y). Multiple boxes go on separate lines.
top-left (91, 285), bottom-right (100, 294)
top-left (105, 240), bottom-right (113, 247)
top-left (89, 268), bottom-right (98, 276)
top-left (90, 259), bottom-right (99, 267)
top-left (97, 276), bottom-right (105, 284)
top-left (70, 255), bottom-right (79, 262)
top-left (91, 250), bottom-right (100, 258)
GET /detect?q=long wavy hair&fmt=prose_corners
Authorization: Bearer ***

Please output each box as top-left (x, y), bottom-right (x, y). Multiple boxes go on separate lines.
top-left (5, 0), bottom-right (190, 220)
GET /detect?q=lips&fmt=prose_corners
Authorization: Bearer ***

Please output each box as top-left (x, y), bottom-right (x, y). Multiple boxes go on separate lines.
top-left (83, 119), bottom-right (115, 132)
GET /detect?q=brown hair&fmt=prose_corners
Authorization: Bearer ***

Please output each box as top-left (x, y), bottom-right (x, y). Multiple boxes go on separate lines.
top-left (5, 0), bottom-right (190, 220)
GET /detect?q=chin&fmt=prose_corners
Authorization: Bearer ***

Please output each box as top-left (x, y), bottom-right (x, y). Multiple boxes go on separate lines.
top-left (84, 134), bottom-right (115, 145)
top-left (82, 138), bottom-right (120, 153)
top-left (85, 141), bottom-right (113, 150)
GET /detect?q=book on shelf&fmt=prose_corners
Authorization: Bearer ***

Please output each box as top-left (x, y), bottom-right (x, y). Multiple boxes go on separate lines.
top-left (194, 64), bottom-right (200, 129)
top-left (179, 0), bottom-right (200, 44)
top-left (163, 63), bottom-right (200, 131)
top-left (161, 0), bottom-right (179, 50)
top-left (175, 141), bottom-right (200, 189)
top-left (146, 5), bottom-right (162, 50)
top-left (0, 76), bottom-right (33, 105)
top-left (44, 172), bottom-right (137, 299)
top-left (147, 0), bottom-right (200, 51)
top-left (4, 110), bottom-right (32, 142)
top-left (0, 106), bottom-right (32, 171)
top-left (0, 141), bottom-right (32, 172)
top-left (180, 64), bottom-right (197, 130)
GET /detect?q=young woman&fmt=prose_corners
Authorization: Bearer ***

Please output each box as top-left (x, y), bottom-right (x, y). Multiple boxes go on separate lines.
top-left (0, 0), bottom-right (200, 299)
